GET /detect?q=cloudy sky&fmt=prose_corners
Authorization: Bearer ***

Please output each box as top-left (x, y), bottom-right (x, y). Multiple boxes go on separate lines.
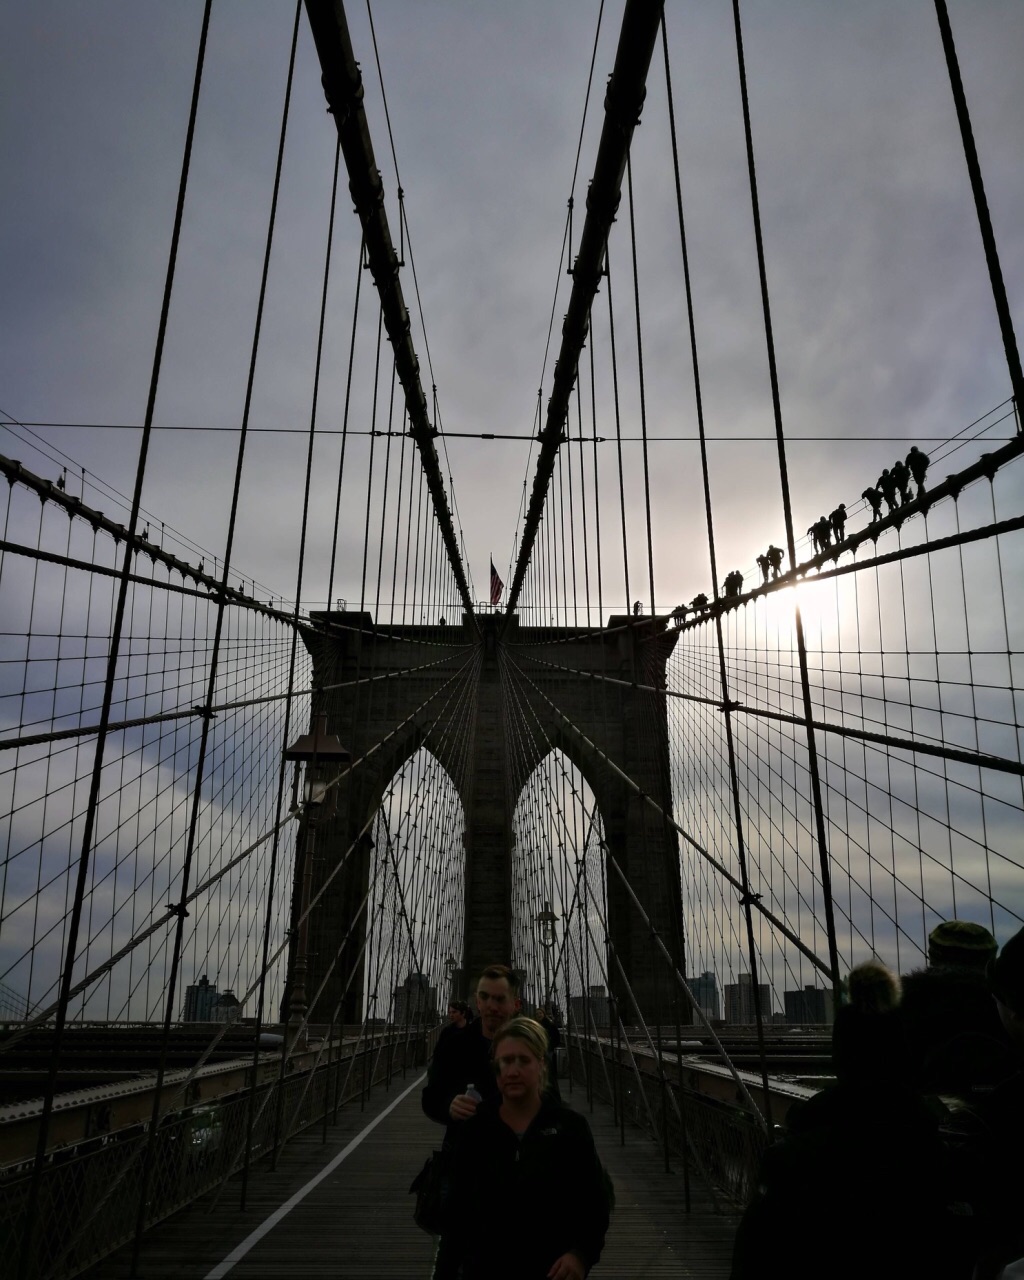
top-left (2, 0), bottom-right (1022, 616)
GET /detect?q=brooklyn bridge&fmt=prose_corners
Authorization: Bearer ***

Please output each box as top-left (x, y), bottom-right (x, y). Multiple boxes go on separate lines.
top-left (1, 2), bottom-right (1022, 1276)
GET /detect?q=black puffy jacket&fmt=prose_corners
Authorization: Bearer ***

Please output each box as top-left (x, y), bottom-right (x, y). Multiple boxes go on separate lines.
top-left (443, 1095), bottom-right (611, 1279)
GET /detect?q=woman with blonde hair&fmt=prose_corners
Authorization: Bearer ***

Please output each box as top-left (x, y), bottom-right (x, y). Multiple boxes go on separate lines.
top-left (435, 1017), bottom-right (610, 1279)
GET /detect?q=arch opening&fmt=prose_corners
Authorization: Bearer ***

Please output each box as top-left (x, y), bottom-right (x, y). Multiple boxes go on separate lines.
top-left (510, 749), bottom-right (609, 1030)
top-left (361, 745), bottom-right (465, 1026)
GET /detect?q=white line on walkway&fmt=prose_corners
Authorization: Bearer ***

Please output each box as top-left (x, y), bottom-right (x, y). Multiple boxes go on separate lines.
top-left (204, 1072), bottom-right (426, 1279)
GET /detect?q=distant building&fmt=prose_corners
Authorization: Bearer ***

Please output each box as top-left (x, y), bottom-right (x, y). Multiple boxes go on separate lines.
top-left (183, 975), bottom-right (219, 1022)
top-left (724, 973), bottom-right (772, 1025)
top-left (212, 990), bottom-right (242, 1024)
top-left (393, 972), bottom-right (438, 1026)
top-left (691, 971), bottom-right (720, 1020)
top-left (784, 985), bottom-right (834, 1025)
top-left (569, 985), bottom-right (613, 1030)
top-left (183, 976), bottom-right (241, 1023)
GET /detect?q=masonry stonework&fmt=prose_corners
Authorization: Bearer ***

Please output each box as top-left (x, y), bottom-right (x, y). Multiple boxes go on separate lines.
top-left (286, 609), bottom-right (686, 1027)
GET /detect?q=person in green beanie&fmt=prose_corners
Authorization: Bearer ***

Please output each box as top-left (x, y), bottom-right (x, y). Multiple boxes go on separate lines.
top-left (899, 919), bottom-right (1008, 1096)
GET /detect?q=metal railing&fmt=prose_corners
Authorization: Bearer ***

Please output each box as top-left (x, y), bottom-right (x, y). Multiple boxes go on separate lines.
top-left (569, 1036), bottom-right (770, 1208)
top-left (0, 1030), bottom-right (428, 1279)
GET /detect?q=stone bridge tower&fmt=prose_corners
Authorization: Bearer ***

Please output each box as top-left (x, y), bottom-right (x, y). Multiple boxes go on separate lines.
top-left (287, 609), bottom-right (685, 1027)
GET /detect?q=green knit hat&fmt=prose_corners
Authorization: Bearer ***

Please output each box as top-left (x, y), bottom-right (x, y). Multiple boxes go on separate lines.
top-left (927, 919), bottom-right (997, 967)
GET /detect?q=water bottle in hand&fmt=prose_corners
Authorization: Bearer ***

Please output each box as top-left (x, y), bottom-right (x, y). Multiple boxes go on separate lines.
top-left (465, 1082), bottom-right (482, 1103)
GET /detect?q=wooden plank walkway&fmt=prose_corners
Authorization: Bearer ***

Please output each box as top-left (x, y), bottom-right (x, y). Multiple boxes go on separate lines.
top-left (87, 1074), bottom-right (739, 1279)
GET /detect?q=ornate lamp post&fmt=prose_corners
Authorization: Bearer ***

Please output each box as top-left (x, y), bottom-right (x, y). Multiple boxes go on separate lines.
top-left (537, 900), bottom-right (558, 1007)
top-left (283, 714), bottom-right (350, 1047)
top-left (444, 953), bottom-right (457, 1003)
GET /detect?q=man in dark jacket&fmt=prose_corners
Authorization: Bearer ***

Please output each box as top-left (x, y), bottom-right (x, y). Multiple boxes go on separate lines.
top-left (422, 964), bottom-right (521, 1140)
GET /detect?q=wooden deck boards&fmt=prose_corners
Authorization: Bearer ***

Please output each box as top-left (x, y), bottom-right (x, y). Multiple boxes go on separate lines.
top-left (87, 1073), bottom-right (739, 1279)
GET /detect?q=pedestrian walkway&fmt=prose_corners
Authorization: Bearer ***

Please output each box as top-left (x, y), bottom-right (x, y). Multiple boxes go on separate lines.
top-left (91, 1074), bottom-right (739, 1278)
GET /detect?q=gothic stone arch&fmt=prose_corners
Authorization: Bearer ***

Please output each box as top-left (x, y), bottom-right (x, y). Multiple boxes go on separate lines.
top-left (291, 609), bottom-right (685, 1026)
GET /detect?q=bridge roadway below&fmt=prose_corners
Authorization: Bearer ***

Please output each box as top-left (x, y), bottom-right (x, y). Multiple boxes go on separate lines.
top-left (89, 1072), bottom-right (740, 1279)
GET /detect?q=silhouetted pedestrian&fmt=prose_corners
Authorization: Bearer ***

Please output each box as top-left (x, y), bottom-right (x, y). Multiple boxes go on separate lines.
top-left (756, 553), bottom-right (770, 584)
top-left (732, 959), bottom-right (959, 1280)
top-left (830, 504), bottom-right (847, 543)
top-left (892, 458), bottom-right (913, 505)
top-left (813, 516), bottom-right (832, 550)
top-left (877, 468), bottom-right (900, 514)
top-left (861, 486), bottom-right (883, 522)
top-left (899, 920), bottom-right (1007, 1098)
top-left (670, 603), bottom-right (687, 628)
top-left (956, 926), bottom-right (1024, 1278)
top-left (766, 545), bottom-right (784, 579)
top-left (907, 445), bottom-right (929, 493)
top-left (807, 524), bottom-right (821, 554)
top-left (690, 592), bottom-right (709, 612)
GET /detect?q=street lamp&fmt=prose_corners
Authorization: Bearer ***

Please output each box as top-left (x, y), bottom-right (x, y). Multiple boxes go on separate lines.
top-left (536, 901), bottom-right (558, 1007)
top-left (283, 715), bottom-right (351, 1045)
top-left (444, 953), bottom-right (458, 1002)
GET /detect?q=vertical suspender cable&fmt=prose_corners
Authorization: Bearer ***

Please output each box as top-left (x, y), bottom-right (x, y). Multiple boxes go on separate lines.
top-left (240, 136), bottom-right (345, 1210)
top-left (625, 156), bottom-right (657, 614)
top-left (660, 12), bottom-right (773, 1120)
top-left (731, 0), bottom-right (841, 1000)
top-left (129, 6), bottom-right (304, 1269)
top-left (933, 0), bottom-right (1023, 429)
top-left (16, 6), bottom-right (215, 1275)
top-left (605, 258), bottom-right (631, 612)
top-left (326, 240), bottom-right (366, 612)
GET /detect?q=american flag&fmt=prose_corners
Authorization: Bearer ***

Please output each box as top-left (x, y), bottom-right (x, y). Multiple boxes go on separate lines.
top-left (489, 559), bottom-right (504, 607)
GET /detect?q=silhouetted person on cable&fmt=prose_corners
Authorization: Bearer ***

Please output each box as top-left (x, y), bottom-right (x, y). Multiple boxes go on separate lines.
top-left (690, 592), bottom-right (709, 612)
top-left (877, 468), bottom-right (900, 514)
top-left (813, 517), bottom-right (832, 551)
top-left (830, 504), bottom-right (847, 544)
top-left (861, 486), bottom-right (883, 522)
top-left (766, 545), bottom-right (784, 580)
top-left (907, 445), bottom-right (930, 494)
top-left (670, 603), bottom-right (687, 627)
top-left (756, 553), bottom-right (771, 584)
top-left (892, 458), bottom-right (913, 505)
top-left (807, 524), bottom-right (821, 554)
top-left (632, 600), bottom-right (642, 617)
top-left (723, 570), bottom-right (743, 598)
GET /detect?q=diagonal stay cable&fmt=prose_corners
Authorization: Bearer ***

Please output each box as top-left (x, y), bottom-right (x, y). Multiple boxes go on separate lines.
top-left (0, 650), bottom-right (471, 753)
top-left (15, 7), bottom-right (216, 1272)
top-left (501, 651), bottom-right (832, 978)
top-left (499, 651), bottom-right (772, 1127)
top-left (0, 655), bottom-right (479, 1055)
top-left (510, 648), bottom-right (1024, 779)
